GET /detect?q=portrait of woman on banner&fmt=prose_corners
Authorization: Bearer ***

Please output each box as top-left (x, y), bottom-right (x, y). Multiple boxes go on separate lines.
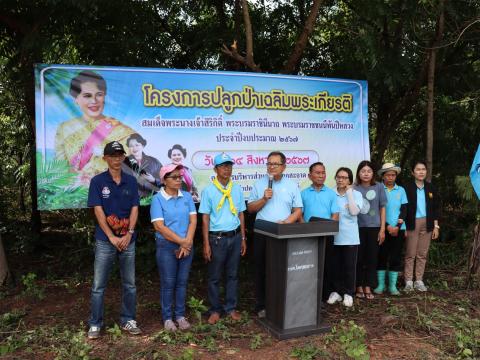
top-left (167, 144), bottom-right (199, 202)
top-left (123, 133), bottom-right (163, 198)
top-left (55, 70), bottom-right (135, 184)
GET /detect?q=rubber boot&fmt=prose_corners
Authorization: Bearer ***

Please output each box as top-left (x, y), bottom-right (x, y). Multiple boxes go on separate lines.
top-left (388, 271), bottom-right (400, 295)
top-left (373, 270), bottom-right (386, 294)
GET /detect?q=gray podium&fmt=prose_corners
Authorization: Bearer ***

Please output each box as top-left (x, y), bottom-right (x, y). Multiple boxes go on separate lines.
top-left (254, 218), bottom-right (339, 339)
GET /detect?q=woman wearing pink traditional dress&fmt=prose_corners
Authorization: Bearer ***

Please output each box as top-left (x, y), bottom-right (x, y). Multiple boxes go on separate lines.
top-left (55, 70), bottom-right (135, 184)
top-left (167, 144), bottom-right (199, 202)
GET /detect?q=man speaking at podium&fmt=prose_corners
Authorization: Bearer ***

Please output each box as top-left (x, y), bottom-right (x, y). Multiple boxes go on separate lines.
top-left (247, 151), bottom-right (303, 318)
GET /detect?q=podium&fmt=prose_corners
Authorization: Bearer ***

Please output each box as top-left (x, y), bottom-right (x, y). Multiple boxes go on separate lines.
top-left (253, 218), bottom-right (338, 339)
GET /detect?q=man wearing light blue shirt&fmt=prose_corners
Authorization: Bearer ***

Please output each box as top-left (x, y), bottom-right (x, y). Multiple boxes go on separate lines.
top-left (199, 153), bottom-right (246, 325)
top-left (301, 162), bottom-right (339, 301)
top-left (247, 151), bottom-right (303, 317)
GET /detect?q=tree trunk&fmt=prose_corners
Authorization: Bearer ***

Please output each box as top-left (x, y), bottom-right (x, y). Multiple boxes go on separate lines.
top-left (0, 233), bottom-right (10, 286)
top-left (426, 0), bottom-right (445, 181)
top-left (282, 0), bottom-right (324, 74)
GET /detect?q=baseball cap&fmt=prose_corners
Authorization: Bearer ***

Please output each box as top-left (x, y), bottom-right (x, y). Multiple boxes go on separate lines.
top-left (160, 163), bottom-right (183, 181)
top-left (104, 141), bottom-right (126, 155)
top-left (214, 153), bottom-right (234, 167)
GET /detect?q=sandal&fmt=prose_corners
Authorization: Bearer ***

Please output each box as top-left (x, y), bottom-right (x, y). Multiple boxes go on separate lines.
top-left (356, 291), bottom-right (365, 298)
top-left (364, 291), bottom-right (375, 300)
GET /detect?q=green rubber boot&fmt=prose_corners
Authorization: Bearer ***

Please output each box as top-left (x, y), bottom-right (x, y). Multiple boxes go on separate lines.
top-left (373, 270), bottom-right (386, 294)
top-left (388, 271), bottom-right (400, 295)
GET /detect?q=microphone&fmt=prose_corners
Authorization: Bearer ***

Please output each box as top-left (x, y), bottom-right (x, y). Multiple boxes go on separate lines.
top-left (268, 174), bottom-right (274, 189)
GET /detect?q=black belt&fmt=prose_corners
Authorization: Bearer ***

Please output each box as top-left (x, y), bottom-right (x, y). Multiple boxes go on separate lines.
top-left (209, 227), bottom-right (241, 238)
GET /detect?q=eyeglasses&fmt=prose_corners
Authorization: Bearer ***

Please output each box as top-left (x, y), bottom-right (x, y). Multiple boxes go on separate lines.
top-left (267, 162), bottom-right (284, 168)
top-left (165, 175), bottom-right (182, 181)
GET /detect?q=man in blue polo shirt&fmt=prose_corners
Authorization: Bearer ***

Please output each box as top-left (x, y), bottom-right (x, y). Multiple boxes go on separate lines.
top-left (248, 151), bottom-right (303, 317)
top-left (302, 162), bottom-right (339, 222)
top-left (86, 141), bottom-right (141, 339)
top-left (374, 163), bottom-right (408, 296)
top-left (199, 153), bottom-right (246, 325)
top-left (301, 162), bottom-right (339, 301)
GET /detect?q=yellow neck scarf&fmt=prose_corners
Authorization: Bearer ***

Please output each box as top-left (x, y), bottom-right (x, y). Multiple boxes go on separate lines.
top-left (213, 177), bottom-right (237, 216)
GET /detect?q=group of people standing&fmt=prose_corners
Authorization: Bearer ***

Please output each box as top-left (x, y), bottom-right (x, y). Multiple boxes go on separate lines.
top-left (322, 160), bottom-right (441, 308)
top-left (85, 142), bottom-right (440, 339)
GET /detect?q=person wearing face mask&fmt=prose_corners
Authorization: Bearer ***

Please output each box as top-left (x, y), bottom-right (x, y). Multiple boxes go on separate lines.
top-left (55, 70), bottom-right (135, 184)
top-left (403, 161), bottom-right (440, 292)
top-left (353, 160), bottom-right (387, 300)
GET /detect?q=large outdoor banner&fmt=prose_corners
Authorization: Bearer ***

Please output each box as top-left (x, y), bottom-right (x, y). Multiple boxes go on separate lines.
top-left (35, 64), bottom-right (369, 210)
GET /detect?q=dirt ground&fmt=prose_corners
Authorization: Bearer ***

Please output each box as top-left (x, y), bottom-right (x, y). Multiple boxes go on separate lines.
top-left (1, 227), bottom-right (479, 359)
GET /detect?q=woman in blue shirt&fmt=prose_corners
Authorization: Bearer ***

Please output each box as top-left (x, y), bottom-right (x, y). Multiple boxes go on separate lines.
top-left (327, 167), bottom-right (363, 308)
top-left (150, 164), bottom-right (197, 331)
top-left (404, 161), bottom-right (440, 292)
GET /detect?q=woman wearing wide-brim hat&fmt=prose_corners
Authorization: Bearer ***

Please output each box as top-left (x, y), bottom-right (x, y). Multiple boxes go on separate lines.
top-left (374, 163), bottom-right (407, 296)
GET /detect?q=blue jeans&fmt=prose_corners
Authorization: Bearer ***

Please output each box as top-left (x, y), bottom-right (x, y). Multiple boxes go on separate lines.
top-left (207, 232), bottom-right (242, 314)
top-left (89, 240), bottom-right (136, 327)
top-left (156, 240), bottom-right (193, 321)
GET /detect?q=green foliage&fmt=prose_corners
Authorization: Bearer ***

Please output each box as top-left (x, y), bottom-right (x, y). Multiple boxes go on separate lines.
top-left (187, 296), bottom-right (208, 326)
top-left (21, 272), bottom-right (45, 300)
top-left (327, 320), bottom-right (369, 360)
top-left (52, 325), bottom-right (92, 360)
top-left (106, 323), bottom-right (122, 341)
top-left (249, 333), bottom-right (263, 350)
top-left (36, 153), bottom-right (88, 210)
top-left (0, 309), bottom-right (26, 331)
top-left (290, 343), bottom-right (326, 359)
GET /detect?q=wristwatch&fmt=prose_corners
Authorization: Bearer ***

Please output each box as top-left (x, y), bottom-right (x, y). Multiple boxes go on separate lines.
top-left (128, 228), bottom-right (135, 234)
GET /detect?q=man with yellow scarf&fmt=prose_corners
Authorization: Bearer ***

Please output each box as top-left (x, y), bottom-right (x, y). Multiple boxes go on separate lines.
top-left (199, 153), bottom-right (247, 325)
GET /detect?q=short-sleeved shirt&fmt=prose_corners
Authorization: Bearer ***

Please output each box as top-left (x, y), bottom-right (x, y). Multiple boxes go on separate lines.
top-left (150, 188), bottom-right (196, 249)
top-left (248, 175), bottom-right (303, 222)
top-left (354, 182), bottom-right (388, 228)
top-left (334, 188), bottom-right (363, 246)
top-left (301, 185), bottom-right (339, 222)
top-left (87, 170), bottom-right (140, 242)
top-left (384, 183), bottom-right (408, 230)
top-left (198, 180), bottom-right (246, 232)
top-left (416, 187), bottom-right (427, 218)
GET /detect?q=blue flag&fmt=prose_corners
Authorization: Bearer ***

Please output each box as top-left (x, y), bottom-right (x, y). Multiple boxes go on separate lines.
top-left (470, 144), bottom-right (480, 200)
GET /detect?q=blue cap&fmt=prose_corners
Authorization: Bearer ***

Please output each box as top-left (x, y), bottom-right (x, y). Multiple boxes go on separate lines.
top-left (214, 153), bottom-right (234, 166)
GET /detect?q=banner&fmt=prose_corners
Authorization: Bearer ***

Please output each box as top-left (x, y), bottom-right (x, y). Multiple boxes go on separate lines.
top-left (471, 144), bottom-right (480, 200)
top-left (35, 64), bottom-right (369, 210)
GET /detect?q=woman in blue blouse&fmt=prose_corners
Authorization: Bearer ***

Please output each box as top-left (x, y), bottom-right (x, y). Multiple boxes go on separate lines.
top-left (150, 163), bottom-right (197, 331)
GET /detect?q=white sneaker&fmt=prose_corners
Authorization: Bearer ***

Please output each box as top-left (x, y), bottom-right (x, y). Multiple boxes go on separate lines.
top-left (343, 294), bottom-right (353, 307)
top-left (414, 280), bottom-right (428, 292)
top-left (404, 280), bottom-right (414, 292)
top-left (327, 292), bottom-right (342, 304)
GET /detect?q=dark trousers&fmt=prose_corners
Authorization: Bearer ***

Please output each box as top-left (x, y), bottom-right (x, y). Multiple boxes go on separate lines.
top-left (253, 233), bottom-right (266, 312)
top-left (356, 227), bottom-right (380, 288)
top-left (332, 245), bottom-right (358, 297)
top-left (322, 236), bottom-right (335, 301)
top-left (377, 229), bottom-right (405, 272)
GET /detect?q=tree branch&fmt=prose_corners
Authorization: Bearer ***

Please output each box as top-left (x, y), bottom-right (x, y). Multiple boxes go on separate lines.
top-left (282, 0), bottom-right (324, 74)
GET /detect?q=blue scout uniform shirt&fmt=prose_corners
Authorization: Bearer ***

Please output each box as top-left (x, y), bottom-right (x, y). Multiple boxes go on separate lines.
top-left (150, 188), bottom-right (196, 249)
top-left (416, 186), bottom-right (427, 218)
top-left (384, 183), bottom-right (408, 230)
top-left (88, 170), bottom-right (140, 242)
top-left (248, 175), bottom-right (303, 222)
top-left (198, 180), bottom-right (246, 232)
top-left (301, 185), bottom-right (339, 222)
top-left (334, 188), bottom-right (363, 246)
